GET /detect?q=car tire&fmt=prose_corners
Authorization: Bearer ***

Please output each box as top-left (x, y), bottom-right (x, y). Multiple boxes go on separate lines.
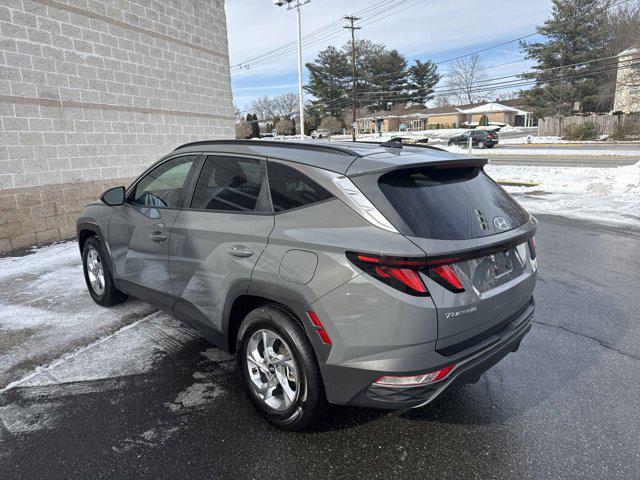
top-left (82, 236), bottom-right (128, 307)
top-left (237, 306), bottom-right (326, 431)
top-left (478, 141), bottom-right (486, 149)
top-left (487, 144), bottom-right (494, 149)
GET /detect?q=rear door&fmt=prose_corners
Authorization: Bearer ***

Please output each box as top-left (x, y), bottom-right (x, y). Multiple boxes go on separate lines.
top-left (169, 155), bottom-right (273, 335)
top-left (108, 154), bottom-right (199, 306)
top-left (358, 165), bottom-right (538, 352)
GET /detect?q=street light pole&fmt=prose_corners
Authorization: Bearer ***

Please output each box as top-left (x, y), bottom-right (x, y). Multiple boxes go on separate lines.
top-left (295, 4), bottom-right (304, 141)
top-left (275, 0), bottom-right (310, 141)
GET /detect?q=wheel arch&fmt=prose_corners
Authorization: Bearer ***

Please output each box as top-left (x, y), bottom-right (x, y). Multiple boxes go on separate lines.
top-left (76, 220), bottom-right (119, 288)
top-left (222, 281), bottom-right (325, 359)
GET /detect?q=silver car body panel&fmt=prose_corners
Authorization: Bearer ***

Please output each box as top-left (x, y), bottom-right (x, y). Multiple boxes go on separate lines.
top-left (77, 140), bottom-right (537, 409)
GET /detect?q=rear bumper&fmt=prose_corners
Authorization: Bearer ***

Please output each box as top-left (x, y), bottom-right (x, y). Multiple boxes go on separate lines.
top-left (322, 299), bottom-right (533, 409)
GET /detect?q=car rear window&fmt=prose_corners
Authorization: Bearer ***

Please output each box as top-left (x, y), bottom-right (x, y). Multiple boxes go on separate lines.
top-left (377, 166), bottom-right (529, 240)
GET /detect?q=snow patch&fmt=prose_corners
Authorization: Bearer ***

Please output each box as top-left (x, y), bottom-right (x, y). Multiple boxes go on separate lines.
top-left (166, 381), bottom-right (226, 412)
top-left (6, 313), bottom-right (199, 390)
top-left (486, 161), bottom-right (640, 225)
top-left (0, 402), bottom-right (60, 435)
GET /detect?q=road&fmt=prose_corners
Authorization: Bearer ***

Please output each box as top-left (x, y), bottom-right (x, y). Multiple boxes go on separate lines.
top-left (1, 215), bottom-right (639, 480)
top-left (497, 143), bottom-right (640, 151)
top-left (486, 154), bottom-right (638, 168)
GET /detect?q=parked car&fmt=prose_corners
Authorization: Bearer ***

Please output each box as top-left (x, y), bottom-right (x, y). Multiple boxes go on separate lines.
top-left (77, 140), bottom-right (537, 430)
top-left (449, 130), bottom-right (499, 148)
top-left (311, 129), bottom-right (330, 139)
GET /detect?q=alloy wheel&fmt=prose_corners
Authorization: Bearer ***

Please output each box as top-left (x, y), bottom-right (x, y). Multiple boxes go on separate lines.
top-left (86, 247), bottom-right (105, 295)
top-left (246, 329), bottom-right (300, 412)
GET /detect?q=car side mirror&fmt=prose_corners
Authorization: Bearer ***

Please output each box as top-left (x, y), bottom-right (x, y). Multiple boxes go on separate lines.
top-left (101, 186), bottom-right (125, 206)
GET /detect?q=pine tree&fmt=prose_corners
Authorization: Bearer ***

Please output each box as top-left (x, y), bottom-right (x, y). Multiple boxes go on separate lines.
top-left (366, 49), bottom-right (408, 111)
top-left (407, 59), bottom-right (441, 107)
top-left (305, 46), bottom-right (350, 118)
top-left (520, 0), bottom-right (612, 115)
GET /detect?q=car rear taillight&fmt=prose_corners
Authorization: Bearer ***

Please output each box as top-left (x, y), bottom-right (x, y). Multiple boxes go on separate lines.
top-left (427, 265), bottom-right (465, 292)
top-left (374, 364), bottom-right (456, 386)
top-left (528, 236), bottom-right (537, 260)
top-left (346, 252), bottom-right (465, 296)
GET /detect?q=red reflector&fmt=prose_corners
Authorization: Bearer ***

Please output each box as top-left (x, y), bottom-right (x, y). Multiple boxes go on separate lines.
top-left (433, 364), bottom-right (455, 381)
top-left (317, 329), bottom-right (331, 344)
top-left (307, 311), bottom-right (322, 327)
top-left (431, 265), bottom-right (464, 291)
top-left (306, 311), bottom-right (331, 345)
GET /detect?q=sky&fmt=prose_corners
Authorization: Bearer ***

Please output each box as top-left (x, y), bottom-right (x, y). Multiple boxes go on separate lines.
top-left (225, 0), bottom-right (554, 112)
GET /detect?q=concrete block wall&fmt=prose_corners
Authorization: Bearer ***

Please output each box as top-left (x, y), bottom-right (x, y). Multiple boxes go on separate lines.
top-left (0, 0), bottom-right (234, 253)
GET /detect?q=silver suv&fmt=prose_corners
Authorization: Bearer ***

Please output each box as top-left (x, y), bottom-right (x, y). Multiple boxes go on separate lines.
top-left (77, 140), bottom-right (538, 430)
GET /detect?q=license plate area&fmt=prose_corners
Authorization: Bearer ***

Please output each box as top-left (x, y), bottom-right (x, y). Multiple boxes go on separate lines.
top-left (492, 251), bottom-right (513, 278)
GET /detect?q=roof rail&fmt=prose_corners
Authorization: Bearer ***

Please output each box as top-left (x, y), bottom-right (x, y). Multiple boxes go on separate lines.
top-left (173, 139), bottom-right (361, 157)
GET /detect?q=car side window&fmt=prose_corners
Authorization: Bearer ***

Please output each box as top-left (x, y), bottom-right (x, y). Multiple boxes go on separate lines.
top-left (131, 155), bottom-right (196, 208)
top-left (190, 156), bottom-right (263, 212)
top-left (267, 161), bottom-right (332, 212)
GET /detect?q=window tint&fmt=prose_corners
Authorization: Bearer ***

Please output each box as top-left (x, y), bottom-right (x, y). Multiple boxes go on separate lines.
top-left (131, 155), bottom-right (196, 207)
top-left (267, 162), bottom-right (332, 212)
top-left (377, 167), bottom-right (530, 240)
top-left (191, 156), bottom-right (263, 212)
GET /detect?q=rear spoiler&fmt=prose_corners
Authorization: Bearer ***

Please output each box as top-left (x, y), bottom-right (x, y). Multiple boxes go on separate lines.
top-left (348, 157), bottom-right (489, 177)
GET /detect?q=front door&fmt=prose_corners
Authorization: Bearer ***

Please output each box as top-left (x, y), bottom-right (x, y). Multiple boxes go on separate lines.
top-left (108, 154), bottom-right (199, 306)
top-left (169, 155), bottom-right (273, 336)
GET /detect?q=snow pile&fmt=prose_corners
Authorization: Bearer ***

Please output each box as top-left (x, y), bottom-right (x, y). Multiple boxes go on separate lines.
top-left (486, 161), bottom-right (640, 225)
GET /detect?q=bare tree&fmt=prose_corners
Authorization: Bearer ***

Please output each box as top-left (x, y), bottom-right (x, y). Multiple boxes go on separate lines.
top-left (249, 96), bottom-right (275, 120)
top-left (432, 93), bottom-right (452, 108)
top-left (271, 93), bottom-right (299, 118)
top-left (235, 122), bottom-right (252, 139)
top-left (319, 116), bottom-right (342, 134)
top-left (275, 118), bottom-right (295, 135)
top-left (249, 93), bottom-right (300, 121)
top-left (233, 104), bottom-right (244, 123)
top-left (444, 54), bottom-right (494, 104)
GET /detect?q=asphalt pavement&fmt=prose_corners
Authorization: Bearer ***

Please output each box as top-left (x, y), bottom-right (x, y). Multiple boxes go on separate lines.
top-left (486, 155), bottom-right (638, 168)
top-left (1, 215), bottom-right (639, 480)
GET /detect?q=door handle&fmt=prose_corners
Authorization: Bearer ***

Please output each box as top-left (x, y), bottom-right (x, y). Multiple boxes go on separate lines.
top-left (149, 231), bottom-right (167, 242)
top-left (228, 245), bottom-right (254, 258)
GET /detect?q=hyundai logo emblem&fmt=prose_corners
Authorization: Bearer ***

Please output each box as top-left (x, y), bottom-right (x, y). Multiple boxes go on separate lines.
top-left (493, 216), bottom-right (511, 230)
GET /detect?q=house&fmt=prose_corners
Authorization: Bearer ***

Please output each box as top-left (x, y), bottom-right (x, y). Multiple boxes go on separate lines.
top-left (356, 99), bottom-right (534, 134)
top-left (614, 45), bottom-right (640, 113)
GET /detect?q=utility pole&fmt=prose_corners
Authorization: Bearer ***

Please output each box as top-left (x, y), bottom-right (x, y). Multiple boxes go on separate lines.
top-left (344, 16), bottom-right (360, 142)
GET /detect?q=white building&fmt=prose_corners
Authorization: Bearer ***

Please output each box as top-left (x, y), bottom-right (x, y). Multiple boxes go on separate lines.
top-left (0, 0), bottom-right (234, 253)
top-left (614, 45), bottom-right (640, 114)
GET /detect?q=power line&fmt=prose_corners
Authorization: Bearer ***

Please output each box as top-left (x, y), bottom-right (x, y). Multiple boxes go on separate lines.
top-left (317, 57), bottom-right (638, 109)
top-left (230, 0), bottom-right (406, 71)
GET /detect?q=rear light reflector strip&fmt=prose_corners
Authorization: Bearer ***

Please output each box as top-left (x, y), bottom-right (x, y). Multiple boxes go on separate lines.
top-left (307, 311), bottom-right (332, 345)
top-left (374, 364), bottom-right (456, 386)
